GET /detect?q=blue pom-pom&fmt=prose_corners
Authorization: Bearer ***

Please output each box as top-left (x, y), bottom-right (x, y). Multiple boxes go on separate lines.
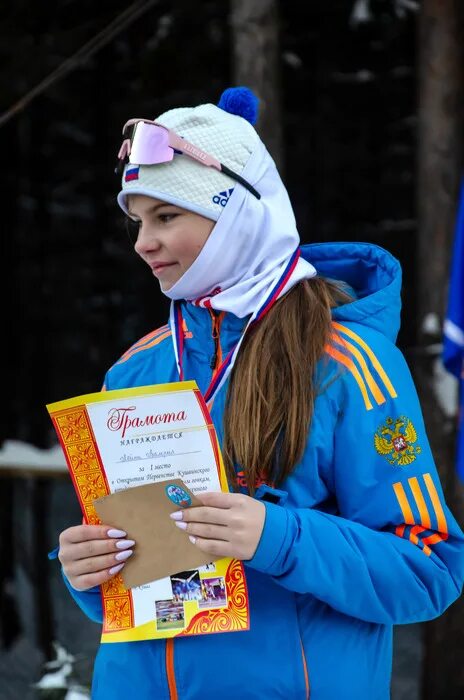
top-left (217, 87), bottom-right (259, 125)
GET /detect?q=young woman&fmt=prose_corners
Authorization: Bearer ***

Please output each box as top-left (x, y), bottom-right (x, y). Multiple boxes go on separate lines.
top-left (56, 88), bottom-right (464, 699)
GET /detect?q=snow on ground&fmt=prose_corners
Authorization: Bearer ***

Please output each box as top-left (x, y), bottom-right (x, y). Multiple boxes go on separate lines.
top-left (0, 440), bottom-right (67, 473)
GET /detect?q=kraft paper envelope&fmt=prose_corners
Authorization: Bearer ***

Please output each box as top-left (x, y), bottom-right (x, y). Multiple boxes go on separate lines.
top-left (93, 479), bottom-right (215, 589)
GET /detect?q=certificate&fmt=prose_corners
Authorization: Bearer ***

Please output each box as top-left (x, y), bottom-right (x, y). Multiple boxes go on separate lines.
top-left (47, 381), bottom-right (250, 643)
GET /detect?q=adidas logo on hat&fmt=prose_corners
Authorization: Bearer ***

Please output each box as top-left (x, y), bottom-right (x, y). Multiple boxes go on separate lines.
top-left (212, 188), bottom-right (234, 207)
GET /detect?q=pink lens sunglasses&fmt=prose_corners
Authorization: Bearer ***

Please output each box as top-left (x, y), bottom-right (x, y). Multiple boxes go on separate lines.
top-left (116, 118), bottom-right (261, 199)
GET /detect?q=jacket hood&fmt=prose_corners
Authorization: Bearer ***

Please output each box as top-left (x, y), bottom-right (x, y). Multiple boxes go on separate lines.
top-left (301, 242), bottom-right (403, 342)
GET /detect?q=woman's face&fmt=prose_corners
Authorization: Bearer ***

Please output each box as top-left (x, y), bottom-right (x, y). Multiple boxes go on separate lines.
top-left (128, 194), bottom-right (215, 291)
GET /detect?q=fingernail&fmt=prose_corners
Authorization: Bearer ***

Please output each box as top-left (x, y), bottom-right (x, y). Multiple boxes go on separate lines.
top-left (109, 563), bottom-right (125, 575)
top-left (175, 521), bottom-right (187, 530)
top-left (115, 549), bottom-right (133, 562)
top-left (107, 529), bottom-right (127, 538)
top-left (115, 539), bottom-right (136, 550)
top-left (169, 511), bottom-right (183, 521)
top-left (189, 536), bottom-right (196, 544)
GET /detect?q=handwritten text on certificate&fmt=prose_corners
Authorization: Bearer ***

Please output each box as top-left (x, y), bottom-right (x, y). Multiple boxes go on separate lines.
top-left (87, 388), bottom-right (223, 494)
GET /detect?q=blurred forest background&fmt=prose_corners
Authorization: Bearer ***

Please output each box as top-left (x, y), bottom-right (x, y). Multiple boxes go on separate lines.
top-left (1, 0), bottom-right (463, 698)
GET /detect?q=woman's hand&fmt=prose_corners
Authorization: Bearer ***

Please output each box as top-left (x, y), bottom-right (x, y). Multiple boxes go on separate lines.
top-left (58, 525), bottom-right (136, 591)
top-left (169, 492), bottom-right (266, 561)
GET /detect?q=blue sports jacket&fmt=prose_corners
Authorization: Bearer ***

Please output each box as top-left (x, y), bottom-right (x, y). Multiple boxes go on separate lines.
top-left (61, 242), bottom-right (464, 699)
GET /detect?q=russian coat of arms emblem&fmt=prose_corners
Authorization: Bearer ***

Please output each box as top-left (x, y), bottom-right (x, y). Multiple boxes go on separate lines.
top-left (374, 416), bottom-right (422, 466)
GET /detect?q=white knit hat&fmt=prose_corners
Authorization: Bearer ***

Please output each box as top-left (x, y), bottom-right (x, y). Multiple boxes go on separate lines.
top-left (117, 89), bottom-right (261, 221)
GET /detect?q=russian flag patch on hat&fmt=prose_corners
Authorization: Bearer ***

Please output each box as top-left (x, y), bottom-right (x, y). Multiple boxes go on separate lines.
top-left (125, 165), bottom-right (140, 182)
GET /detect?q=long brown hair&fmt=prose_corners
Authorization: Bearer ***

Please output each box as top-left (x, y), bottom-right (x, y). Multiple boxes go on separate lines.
top-left (223, 277), bottom-right (352, 494)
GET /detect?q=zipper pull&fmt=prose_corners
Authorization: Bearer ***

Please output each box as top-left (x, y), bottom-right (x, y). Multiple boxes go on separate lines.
top-left (209, 310), bottom-right (222, 372)
top-left (210, 317), bottom-right (218, 368)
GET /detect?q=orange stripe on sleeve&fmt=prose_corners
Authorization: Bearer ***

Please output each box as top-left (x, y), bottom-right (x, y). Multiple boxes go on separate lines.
top-left (409, 524), bottom-right (427, 544)
top-left (410, 526), bottom-right (433, 556)
top-left (408, 477), bottom-right (432, 530)
top-left (116, 330), bottom-right (172, 365)
top-left (421, 532), bottom-right (444, 547)
top-left (332, 322), bottom-right (397, 398)
top-left (412, 532), bottom-right (432, 556)
top-left (332, 333), bottom-right (386, 405)
top-left (133, 325), bottom-right (169, 350)
top-left (395, 524), bottom-right (431, 555)
top-left (393, 483), bottom-right (434, 556)
top-left (118, 325), bottom-right (169, 362)
top-left (393, 482), bottom-right (415, 524)
top-left (423, 473), bottom-right (448, 540)
top-left (325, 344), bottom-right (373, 410)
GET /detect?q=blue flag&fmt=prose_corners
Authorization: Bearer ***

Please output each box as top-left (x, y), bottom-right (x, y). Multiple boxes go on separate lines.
top-left (443, 179), bottom-right (464, 481)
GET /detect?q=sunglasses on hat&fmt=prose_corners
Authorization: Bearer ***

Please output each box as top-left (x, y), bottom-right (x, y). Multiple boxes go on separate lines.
top-left (116, 118), bottom-right (261, 200)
